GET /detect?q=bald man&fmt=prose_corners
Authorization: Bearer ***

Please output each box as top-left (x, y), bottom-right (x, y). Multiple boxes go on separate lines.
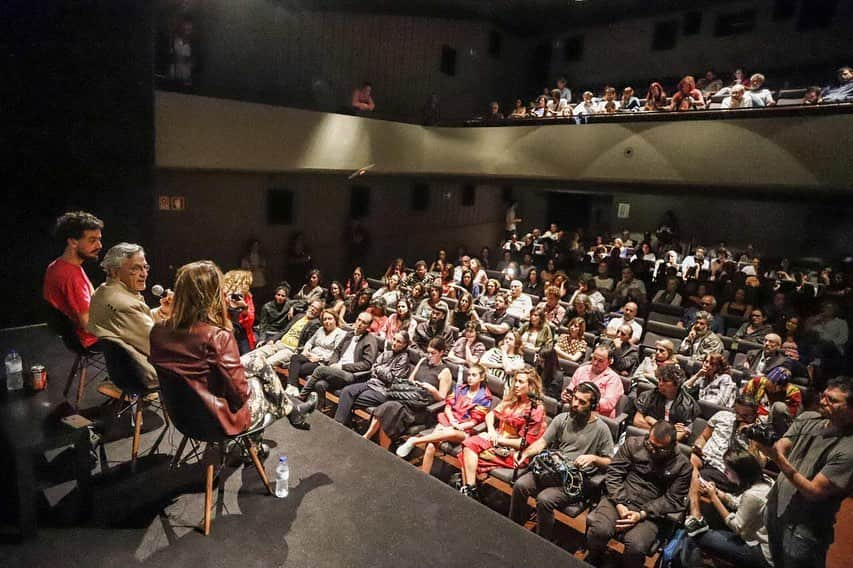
top-left (743, 333), bottom-right (790, 377)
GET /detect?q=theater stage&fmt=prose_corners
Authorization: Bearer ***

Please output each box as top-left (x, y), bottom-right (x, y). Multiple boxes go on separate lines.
top-left (0, 325), bottom-right (582, 567)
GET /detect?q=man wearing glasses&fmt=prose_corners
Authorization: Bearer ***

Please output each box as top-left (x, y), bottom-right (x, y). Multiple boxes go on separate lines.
top-left (88, 243), bottom-right (172, 388)
top-left (585, 421), bottom-right (691, 568)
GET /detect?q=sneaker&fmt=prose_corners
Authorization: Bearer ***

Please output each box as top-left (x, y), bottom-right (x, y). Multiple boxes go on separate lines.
top-left (395, 438), bottom-right (416, 458)
top-left (459, 484), bottom-right (481, 501)
top-left (684, 516), bottom-right (709, 537)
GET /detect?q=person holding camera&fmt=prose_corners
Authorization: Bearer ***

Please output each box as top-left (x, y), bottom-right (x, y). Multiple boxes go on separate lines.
top-left (758, 376), bottom-right (853, 568)
top-left (223, 269), bottom-right (256, 354)
top-left (683, 395), bottom-right (763, 536)
top-left (585, 421), bottom-right (692, 568)
top-left (509, 382), bottom-right (614, 542)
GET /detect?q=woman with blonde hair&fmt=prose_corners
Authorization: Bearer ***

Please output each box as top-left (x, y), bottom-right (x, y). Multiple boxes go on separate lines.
top-left (223, 269), bottom-right (256, 353)
top-left (149, 260), bottom-right (316, 435)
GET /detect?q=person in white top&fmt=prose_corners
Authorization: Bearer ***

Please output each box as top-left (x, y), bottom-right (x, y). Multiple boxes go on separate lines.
top-left (606, 302), bottom-right (642, 344)
top-left (506, 280), bottom-right (533, 321)
top-left (747, 73), bottom-right (775, 107)
top-left (721, 84), bottom-right (753, 109)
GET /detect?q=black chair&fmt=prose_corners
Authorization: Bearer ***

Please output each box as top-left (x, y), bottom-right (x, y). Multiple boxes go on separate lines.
top-left (155, 366), bottom-right (274, 536)
top-left (46, 306), bottom-right (106, 405)
top-left (100, 338), bottom-right (168, 471)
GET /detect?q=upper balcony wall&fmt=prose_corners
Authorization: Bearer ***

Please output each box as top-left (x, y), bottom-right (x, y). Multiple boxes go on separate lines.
top-left (155, 91), bottom-right (852, 190)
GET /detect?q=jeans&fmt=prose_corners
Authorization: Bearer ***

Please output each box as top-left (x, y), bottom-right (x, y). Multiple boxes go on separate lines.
top-left (766, 488), bottom-right (829, 568)
top-left (509, 471), bottom-right (578, 541)
top-left (685, 530), bottom-right (770, 568)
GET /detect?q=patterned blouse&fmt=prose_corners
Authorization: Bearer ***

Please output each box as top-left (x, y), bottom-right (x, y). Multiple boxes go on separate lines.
top-left (557, 334), bottom-right (588, 360)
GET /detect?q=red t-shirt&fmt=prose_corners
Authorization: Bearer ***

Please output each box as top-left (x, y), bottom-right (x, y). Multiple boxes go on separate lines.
top-left (43, 258), bottom-right (99, 347)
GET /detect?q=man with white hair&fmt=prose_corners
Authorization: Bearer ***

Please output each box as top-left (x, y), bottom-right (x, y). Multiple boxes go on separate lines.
top-left (88, 243), bottom-right (172, 388)
top-left (506, 280), bottom-right (533, 320)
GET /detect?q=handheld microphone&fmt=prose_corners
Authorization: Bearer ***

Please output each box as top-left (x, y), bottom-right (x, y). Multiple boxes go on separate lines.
top-left (151, 284), bottom-right (165, 297)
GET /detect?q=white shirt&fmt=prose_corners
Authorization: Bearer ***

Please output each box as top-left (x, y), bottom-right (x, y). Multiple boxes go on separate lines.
top-left (339, 334), bottom-right (361, 366)
top-left (506, 294), bottom-right (533, 320)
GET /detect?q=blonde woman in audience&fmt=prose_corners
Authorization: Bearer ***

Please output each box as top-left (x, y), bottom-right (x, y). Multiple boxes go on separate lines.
top-left (372, 272), bottom-right (403, 308)
top-left (480, 331), bottom-right (525, 385)
top-left (554, 316), bottom-right (589, 363)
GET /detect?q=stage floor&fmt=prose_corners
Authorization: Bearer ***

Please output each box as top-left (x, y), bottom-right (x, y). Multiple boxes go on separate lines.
top-left (0, 325), bottom-right (580, 567)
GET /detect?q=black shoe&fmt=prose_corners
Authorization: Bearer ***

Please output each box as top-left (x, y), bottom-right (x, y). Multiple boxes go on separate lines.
top-left (287, 393), bottom-right (317, 430)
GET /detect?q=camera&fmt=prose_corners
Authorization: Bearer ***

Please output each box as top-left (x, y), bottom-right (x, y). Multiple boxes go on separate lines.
top-left (742, 423), bottom-right (781, 446)
top-left (230, 293), bottom-right (243, 302)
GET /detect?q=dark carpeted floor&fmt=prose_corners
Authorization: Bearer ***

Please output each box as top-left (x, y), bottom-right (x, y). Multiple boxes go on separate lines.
top-left (0, 325), bottom-right (583, 567)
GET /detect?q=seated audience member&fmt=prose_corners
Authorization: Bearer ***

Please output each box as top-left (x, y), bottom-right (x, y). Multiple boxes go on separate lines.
top-left (820, 65), bottom-right (853, 103)
top-left (632, 339), bottom-right (677, 387)
top-left (223, 269), bottom-right (256, 354)
top-left (569, 277), bottom-right (606, 313)
top-left (564, 293), bottom-right (605, 335)
top-left (415, 284), bottom-right (443, 319)
top-left (510, 382), bottom-right (614, 541)
top-left (684, 353), bottom-right (737, 408)
top-left (344, 289), bottom-right (371, 324)
top-left (286, 309), bottom-right (347, 385)
top-left (334, 331), bottom-right (412, 427)
top-left (683, 396), bottom-right (763, 532)
top-left (351, 81), bottom-right (375, 113)
top-left (747, 73), bottom-right (775, 107)
top-left (403, 260), bottom-right (432, 290)
top-left (536, 285), bottom-right (567, 327)
top-left (364, 338), bottom-right (453, 449)
top-left (325, 281), bottom-right (347, 324)
top-left (805, 301), bottom-right (849, 356)
top-left (506, 280), bottom-right (533, 321)
top-left (585, 421), bottom-right (692, 568)
top-left (700, 70), bottom-right (724, 98)
top-left (741, 366), bottom-right (802, 434)
top-left (486, 101), bottom-right (504, 120)
top-left (669, 75), bottom-right (706, 111)
top-left (573, 91), bottom-right (596, 117)
top-left (651, 276), bottom-right (682, 306)
top-left (611, 267), bottom-right (647, 310)
top-left (522, 266), bottom-right (544, 297)
top-left (482, 293), bottom-right (518, 344)
top-left (294, 268), bottom-right (326, 305)
top-left (546, 89), bottom-right (570, 116)
top-left (469, 257), bottom-right (488, 289)
top-left (593, 260), bottom-right (615, 292)
top-left (557, 76), bottom-right (572, 103)
top-left (728, 67), bottom-right (751, 89)
top-left (88, 243), bottom-right (171, 389)
top-left (247, 299), bottom-right (324, 370)
top-left (412, 302), bottom-right (457, 355)
top-left (480, 331), bottom-right (525, 385)
top-left (554, 316), bottom-right (589, 363)
top-left (378, 298), bottom-right (416, 348)
top-left (720, 287), bottom-right (752, 319)
top-left (594, 86), bottom-right (620, 113)
top-left (683, 448), bottom-right (773, 567)
top-left (760, 376), bottom-right (853, 568)
top-left (679, 311), bottom-right (725, 361)
top-left (395, 364), bottom-right (493, 473)
top-left (604, 324), bottom-right (640, 377)
top-left (680, 247), bottom-right (710, 281)
top-left (298, 311), bottom-right (377, 406)
top-left (477, 278), bottom-right (501, 309)
top-left (635, 364), bottom-right (700, 442)
top-left (531, 95), bottom-right (548, 117)
top-left (450, 292), bottom-right (479, 330)
top-left (344, 266), bottom-right (369, 297)
top-left (451, 270), bottom-right (480, 301)
top-left (43, 210), bottom-right (104, 350)
top-left (447, 321), bottom-right (486, 366)
top-left (802, 85), bottom-right (821, 105)
top-left (734, 309), bottom-right (774, 343)
top-left (452, 255), bottom-right (472, 284)
top-left (458, 368), bottom-right (546, 500)
top-left (621, 86), bottom-right (641, 111)
top-left (149, 260), bottom-right (316, 434)
top-left (508, 98), bottom-right (528, 119)
top-left (429, 249), bottom-right (448, 273)
top-left (566, 345), bottom-right (625, 419)
top-left (606, 301), bottom-right (642, 343)
top-left (723, 83), bottom-right (753, 109)
top-left (743, 333), bottom-right (789, 377)
top-left (366, 298), bottom-right (388, 335)
top-left (644, 81), bottom-right (668, 111)
top-left (372, 273), bottom-right (403, 309)
top-left (256, 283), bottom-right (292, 343)
top-left (518, 307), bottom-right (554, 353)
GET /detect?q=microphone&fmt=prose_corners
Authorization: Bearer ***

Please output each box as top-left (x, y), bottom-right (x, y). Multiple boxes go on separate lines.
top-left (151, 284), bottom-right (165, 297)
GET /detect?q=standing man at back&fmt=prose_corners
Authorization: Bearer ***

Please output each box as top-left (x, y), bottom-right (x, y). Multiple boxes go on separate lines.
top-left (43, 211), bottom-right (104, 349)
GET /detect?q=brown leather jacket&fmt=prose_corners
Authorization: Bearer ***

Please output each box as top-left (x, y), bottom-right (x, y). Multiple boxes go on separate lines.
top-left (150, 322), bottom-right (251, 436)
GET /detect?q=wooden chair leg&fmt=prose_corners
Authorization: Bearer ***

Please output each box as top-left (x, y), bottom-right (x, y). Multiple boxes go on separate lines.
top-left (244, 438), bottom-right (273, 496)
top-left (64, 354), bottom-right (81, 398)
top-left (203, 462), bottom-right (214, 536)
top-left (131, 402), bottom-right (143, 472)
top-left (76, 359), bottom-right (89, 406)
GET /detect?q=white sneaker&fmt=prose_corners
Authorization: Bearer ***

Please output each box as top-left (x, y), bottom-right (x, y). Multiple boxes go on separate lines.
top-left (395, 438), bottom-right (416, 458)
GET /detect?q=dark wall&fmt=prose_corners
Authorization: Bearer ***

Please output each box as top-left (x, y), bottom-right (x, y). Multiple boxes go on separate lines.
top-left (4, 0), bottom-right (155, 327)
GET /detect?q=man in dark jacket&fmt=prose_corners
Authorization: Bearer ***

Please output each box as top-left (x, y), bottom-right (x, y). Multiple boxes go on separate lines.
top-left (412, 302), bottom-right (457, 355)
top-left (633, 364), bottom-right (700, 442)
top-left (609, 324), bottom-right (640, 376)
top-left (586, 421), bottom-right (691, 568)
top-left (743, 333), bottom-right (789, 377)
top-left (299, 312), bottom-right (377, 405)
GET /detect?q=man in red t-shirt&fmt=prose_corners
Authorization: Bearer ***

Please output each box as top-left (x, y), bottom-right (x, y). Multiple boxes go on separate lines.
top-left (43, 211), bottom-right (104, 348)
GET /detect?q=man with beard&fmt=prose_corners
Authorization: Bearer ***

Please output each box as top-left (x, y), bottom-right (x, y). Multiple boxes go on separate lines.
top-left (412, 302), bottom-right (457, 355)
top-left (509, 382), bottom-right (614, 542)
top-left (482, 293), bottom-right (517, 344)
top-left (43, 211), bottom-right (104, 348)
top-left (743, 333), bottom-right (789, 377)
top-left (585, 421), bottom-right (692, 568)
top-left (760, 375), bottom-right (853, 568)
top-left (678, 311), bottom-right (724, 361)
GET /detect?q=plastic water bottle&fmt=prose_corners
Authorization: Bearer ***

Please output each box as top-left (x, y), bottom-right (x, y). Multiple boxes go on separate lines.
top-left (275, 456), bottom-right (290, 498)
top-left (5, 350), bottom-right (23, 391)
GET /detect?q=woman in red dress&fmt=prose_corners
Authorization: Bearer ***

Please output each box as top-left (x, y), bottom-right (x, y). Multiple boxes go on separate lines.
top-left (458, 367), bottom-right (545, 499)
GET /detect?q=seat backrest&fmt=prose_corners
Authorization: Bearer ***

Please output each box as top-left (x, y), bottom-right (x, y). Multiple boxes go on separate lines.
top-left (649, 302), bottom-right (685, 318)
top-left (46, 305), bottom-right (86, 354)
top-left (698, 399), bottom-right (732, 421)
top-left (647, 311), bottom-right (681, 325)
top-left (486, 373), bottom-right (505, 399)
top-left (155, 366), bottom-right (227, 442)
top-left (100, 338), bottom-right (151, 395)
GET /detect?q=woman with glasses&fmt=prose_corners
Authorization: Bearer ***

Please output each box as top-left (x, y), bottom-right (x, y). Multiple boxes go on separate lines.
top-left (734, 309), bottom-right (773, 343)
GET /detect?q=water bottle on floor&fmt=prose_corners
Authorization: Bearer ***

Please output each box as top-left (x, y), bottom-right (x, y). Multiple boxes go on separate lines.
top-left (275, 456), bottom-right (290, 498)
top-left (5, 350), bottom-right (23, 391)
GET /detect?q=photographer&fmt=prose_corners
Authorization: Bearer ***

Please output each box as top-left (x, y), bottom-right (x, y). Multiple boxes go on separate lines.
top-left (760, 376), bottom-right (853, 568)
top-left (509, 382), bottom-right (614, 542)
